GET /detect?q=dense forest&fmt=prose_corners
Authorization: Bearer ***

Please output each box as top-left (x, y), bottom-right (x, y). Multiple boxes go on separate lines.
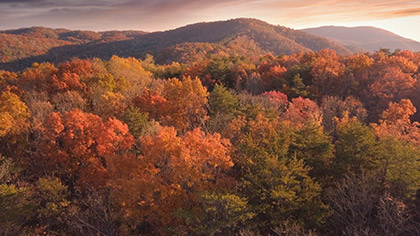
top-left (2, 48), bottom-right (420, 235)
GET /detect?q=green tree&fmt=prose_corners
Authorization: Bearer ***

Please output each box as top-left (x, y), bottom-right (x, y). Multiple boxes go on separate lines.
top-left (240, 154), bottom-right (326, 232)
top-left (289, 122), bottom-right (334, 181)
top-left (290, 74), bottom-right (309, 98)
top-left (205, 57), bottom-right (235, 88)
top-left (377, 137), bottom-right (420, 199)
top-left (122, 106), bottom-right (151, 139)
top-left (229, 114), bottom-right (327, 231)
top-left (207, 84), bottom-right (241, 133)
top-left (35, 177), bottom-right (73, 234)
top-left (208, 84), bottom-right (239, 117)
top-left (0, 184), bottom-right (36, 235)
top-left (334, 114), bottom-right (378, 177)
top-left (177, 193), bottom-right (254, 235)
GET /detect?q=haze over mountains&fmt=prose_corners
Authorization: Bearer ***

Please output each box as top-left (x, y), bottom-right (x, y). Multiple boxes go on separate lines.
top-left (302, 26), bottom-right (420, 53)
top-left (1, 18), bottom-right (419, 71)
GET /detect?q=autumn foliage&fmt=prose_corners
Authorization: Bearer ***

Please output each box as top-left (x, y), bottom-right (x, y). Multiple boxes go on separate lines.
top-left (2, 50), bottom-right (420, 235)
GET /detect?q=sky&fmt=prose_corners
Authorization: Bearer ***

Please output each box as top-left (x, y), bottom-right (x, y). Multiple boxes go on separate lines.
top-left (1, 0), bottom-right (420, 41)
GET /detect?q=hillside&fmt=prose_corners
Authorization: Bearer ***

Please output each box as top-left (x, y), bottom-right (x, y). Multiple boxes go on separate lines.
top-left (0, 18), bottom-right (353, 71)
top-left (128, 18), bottom-right (353, 58)
top-left (302, 26), bottom-right (420, 52)
top-left (0, 27), bottom-right (147, 66)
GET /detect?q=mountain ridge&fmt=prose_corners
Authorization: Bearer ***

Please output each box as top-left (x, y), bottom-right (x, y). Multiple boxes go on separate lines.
top-left (302, 25), bottom-right (420, 52)
top-left (1, 18), bottom-right (417, 71)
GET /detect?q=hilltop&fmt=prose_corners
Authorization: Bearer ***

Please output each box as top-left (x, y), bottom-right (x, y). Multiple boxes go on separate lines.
top-left (0, 18), bottom-right (351, 71)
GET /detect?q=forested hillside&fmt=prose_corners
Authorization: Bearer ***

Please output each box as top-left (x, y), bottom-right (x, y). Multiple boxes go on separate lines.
top-left (2, 48), bottom-right (420, 235)
top-left (0, 27), bottom-right (146, 65)
top-left (0, 19), bottom-right (352, 71)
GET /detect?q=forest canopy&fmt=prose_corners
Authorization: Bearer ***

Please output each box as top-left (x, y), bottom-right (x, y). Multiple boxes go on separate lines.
top-left (1, 49), bottom-right (420, 235)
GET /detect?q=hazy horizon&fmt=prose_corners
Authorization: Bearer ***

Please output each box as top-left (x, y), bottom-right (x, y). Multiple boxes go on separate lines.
top-left (1, 0), bottom-right (420, 42)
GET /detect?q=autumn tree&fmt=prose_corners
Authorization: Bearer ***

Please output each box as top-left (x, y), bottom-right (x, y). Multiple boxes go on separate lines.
top-left (34, 109), bottom-right (134, 190)
top-left (321, 96), bottom-right (367, 132)
top-left (108, 126), bottom-right (233, 233)
top-left (364, 56), bottom-right (417, 121)
top-left (0, 70), bottom-right (18, 92)
top-left (368, 67), bottom-right (415, 103)
top-left (90, 86), bottom-right (127, 119)
top-left (135, 77), bottom-right (209, 132)
top-left (386, 55), bottom-right (418, 73)
top-left (0, 91), bottom-right (30, 137)
top-left (261, 90), bottom-right (288, 112)
top-left (257, 55), bottom-right (288, 91)
top-left (132, 88), bottom-right (166, 120)
top-left (58, 59), bottom-right (92, 80)
top-left (310, 49), bottom-right (345, 97)
top-left (372, 99), bottom-right (420, 146)
top-left (48, 61), bottom-right (89, 93)
top-left (282, 97), bottom-right (322, 128)
top-left (227, 114), bottom-right (292, 159)
top-left (22, 91), bottom-right (53, 132)
top-left (34, 177), bottom-right (74, 234)
top-left (18, 62), bottom-right (57, 92)
top-left (345, 53), bottom-right (374, 95)
top-left (106, 56), bottom-right (153, 98)
top-left (51, 90), bottom-right (87, 114)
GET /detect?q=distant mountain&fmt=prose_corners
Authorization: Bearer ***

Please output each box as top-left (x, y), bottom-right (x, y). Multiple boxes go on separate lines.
top-left (127, 18), bottom-right (353, 64)
top-left (0, 27), bottom-right (147, 65)
top-left (302, 26), bottom-right (420, 53)
top-left (0, 19), bottom-right (354, 71)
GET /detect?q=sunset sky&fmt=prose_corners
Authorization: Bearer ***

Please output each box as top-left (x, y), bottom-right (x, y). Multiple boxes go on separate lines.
top-left (1, 0), bottom-right (420, 41)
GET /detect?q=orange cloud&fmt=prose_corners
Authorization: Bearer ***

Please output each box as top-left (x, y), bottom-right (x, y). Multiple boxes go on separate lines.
top-left (388, 7), bottom-right (420, 17)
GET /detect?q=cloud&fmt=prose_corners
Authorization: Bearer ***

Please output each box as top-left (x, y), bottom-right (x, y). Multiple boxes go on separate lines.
top-left (387, 7), bottom-right (420, 17)
top-left (1, 0), bottom-right (420, 31)
top-left (250, 0), bottom-right (420, 26)
top-left (0, 0), bottom-right (41, 2)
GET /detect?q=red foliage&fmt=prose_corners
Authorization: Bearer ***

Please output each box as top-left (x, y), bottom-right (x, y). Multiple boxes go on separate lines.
top-left (262, 90), bottom-right (288, 111)
top-left (283, 97), bottom-right (322, 128)
top-left (38, 109), bottom-right (134, 190)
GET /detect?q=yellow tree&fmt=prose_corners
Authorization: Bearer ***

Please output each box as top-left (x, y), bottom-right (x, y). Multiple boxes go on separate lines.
top-left (162, 77), bottom-right (209, 131)
top-left (136, 77), bottom-right (209, 132)
top-left (0, 91), bottom-right (30, 137)
top-left (107, 56), bottom-right (153, 98)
